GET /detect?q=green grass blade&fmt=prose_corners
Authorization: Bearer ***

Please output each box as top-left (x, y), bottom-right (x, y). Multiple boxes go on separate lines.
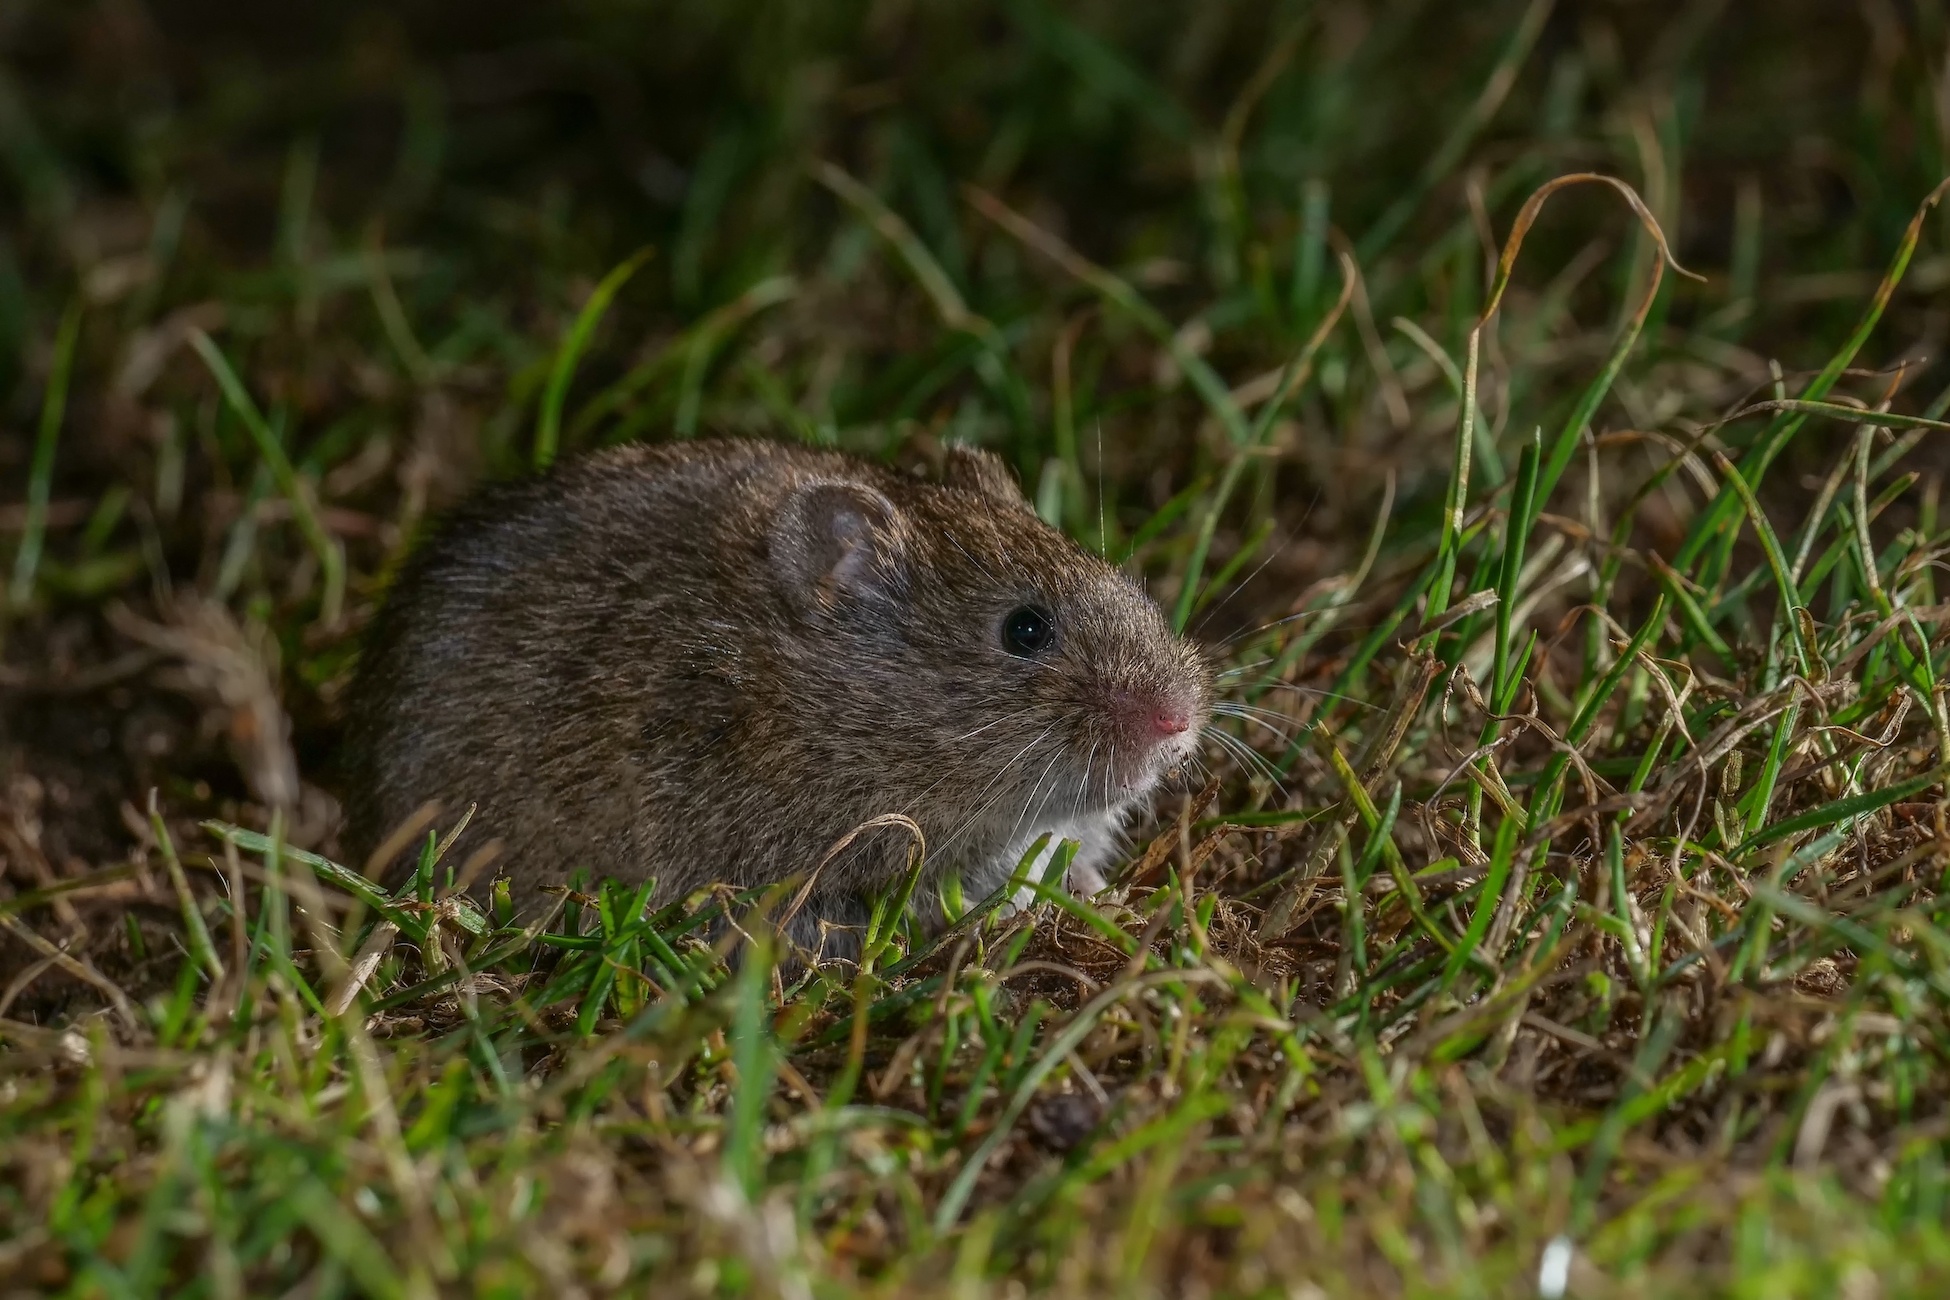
top-left (7, 296), bottom-right (80, 613)
top-left (188, 329), bottom-right (346, 625)
top-left (725, 928), bottom-right (777, 1199)
top-left (533, 245), bottom-right (653, 470)
top-left (1736, 763), bottom-right (1950, 856)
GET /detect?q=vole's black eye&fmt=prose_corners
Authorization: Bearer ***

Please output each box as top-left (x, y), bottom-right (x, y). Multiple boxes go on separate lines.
top-left (1001, 605), bottom-right (1056, 657)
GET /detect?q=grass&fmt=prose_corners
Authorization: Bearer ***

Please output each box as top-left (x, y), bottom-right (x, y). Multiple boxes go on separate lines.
top-left (8, 1), bottom-right (1950, 1294)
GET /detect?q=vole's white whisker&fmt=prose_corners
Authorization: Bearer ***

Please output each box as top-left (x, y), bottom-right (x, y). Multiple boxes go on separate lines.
top-left (923, 723), bottom-right (1055, 842)
top-left (1190, 540), bottom-right (1290, 639)
top-left (949, 705), bottom-right (1044, 745)
top-left (1003, 748), bottom-right (1067, 858)
top-left (1234, 682), bottom-right (1377, 710)
top-left (1210, 710), bottom-right (1297, 740)
top-left (1211, 606), bottom-right (1332, 650)
top-left (1203, 726), bottom-right (1288, 795)
top-left (1211, 700), bottom-right (1296, 724)
top-left (974, 723), bottom-right (1055, 801)
top-left (908, 717), bottom-right (1046, 809)
top-left (930, 736), bottom-right (1050, 861)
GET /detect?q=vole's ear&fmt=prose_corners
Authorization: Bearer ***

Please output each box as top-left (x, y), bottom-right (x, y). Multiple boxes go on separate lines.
top-left (941, 445), bottom-right (1032, 511)
top-left (771, 480), bottom-right (904, 608)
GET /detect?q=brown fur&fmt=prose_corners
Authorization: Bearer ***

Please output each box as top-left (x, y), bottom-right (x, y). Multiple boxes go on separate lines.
top-left (341, 437), bottom-right (1210, 960)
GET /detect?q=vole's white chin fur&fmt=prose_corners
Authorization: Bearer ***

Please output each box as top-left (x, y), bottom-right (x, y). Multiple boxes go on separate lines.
top-left (917, 748), bottom-right (1182, 923)
top-left (946, 804), bottom-right (1132, 920)
top-left (1160, 728), bottom-right (1199, 770)
top-left (1116, 732), bottom-right (1197, 794)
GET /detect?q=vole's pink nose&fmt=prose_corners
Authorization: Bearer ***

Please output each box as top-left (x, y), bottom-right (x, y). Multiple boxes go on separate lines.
top-left (1110, 688), bottom-right (1196, 746)
top-left (1151, 705), bottom-right (1191, 738)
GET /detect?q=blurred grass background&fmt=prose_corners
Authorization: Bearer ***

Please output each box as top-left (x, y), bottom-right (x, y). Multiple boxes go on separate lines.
top-left (9, 0), bottom-right (1950, 1295)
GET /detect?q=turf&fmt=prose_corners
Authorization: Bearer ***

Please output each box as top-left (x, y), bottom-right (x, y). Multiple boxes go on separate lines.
top-left (6, 2), bottom-right (1950, 1295)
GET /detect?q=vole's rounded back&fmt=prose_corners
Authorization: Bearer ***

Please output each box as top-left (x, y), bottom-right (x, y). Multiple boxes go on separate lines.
top-left (342, 437), bottom-right (1210, 959)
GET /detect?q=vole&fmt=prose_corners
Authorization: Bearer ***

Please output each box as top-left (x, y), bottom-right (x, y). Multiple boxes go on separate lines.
top-left (342, 437), bottom-right (1211, 961)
